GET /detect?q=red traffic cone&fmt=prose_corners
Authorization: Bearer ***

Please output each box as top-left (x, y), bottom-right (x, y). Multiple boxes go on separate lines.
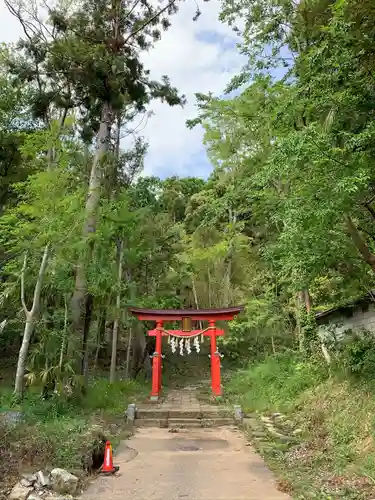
top-left (100, 441), bottom-right (119, 474)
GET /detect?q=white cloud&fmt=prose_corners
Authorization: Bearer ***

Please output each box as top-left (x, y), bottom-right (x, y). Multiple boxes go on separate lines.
top-left (139, 1), bottom-right (244, 177)
top-left (0, 2), bottom-right (23, 42)
top-left (0, 0), bottom-right (244, 178)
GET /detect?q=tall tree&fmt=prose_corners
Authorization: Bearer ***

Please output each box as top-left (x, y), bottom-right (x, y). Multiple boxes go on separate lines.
top-left (5, 0), bottom-right (204, 384)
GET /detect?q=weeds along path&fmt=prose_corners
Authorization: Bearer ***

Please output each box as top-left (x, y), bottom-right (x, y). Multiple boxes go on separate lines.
top-left (80, 387), bottom-right (290, 500)
top-left (81, 426), bottom-right (290, 500)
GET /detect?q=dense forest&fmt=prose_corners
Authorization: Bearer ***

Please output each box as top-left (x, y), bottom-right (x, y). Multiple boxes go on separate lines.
top-left (2, 0), bottom-right (375, 498)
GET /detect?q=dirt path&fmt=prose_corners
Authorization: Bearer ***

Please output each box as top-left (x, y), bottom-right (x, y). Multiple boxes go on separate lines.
top-left (80, 425), bottom-right (290, 500)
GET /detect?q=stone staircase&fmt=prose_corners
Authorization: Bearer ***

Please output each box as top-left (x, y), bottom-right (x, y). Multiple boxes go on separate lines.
top-left (241, 412), bottom-right (302, 454)
top-left (132, 387), bottom-right (236, 429)
top-left (135, 407), bottom-right (234, 429)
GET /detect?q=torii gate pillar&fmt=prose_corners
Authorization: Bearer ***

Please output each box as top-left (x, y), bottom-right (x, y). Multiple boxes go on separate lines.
top-left (129, 307), bottom-right (243, 401)
top-left (150, 320), bottom-right (163, 399)
top-left (209, 319), bottom-right (221, 397)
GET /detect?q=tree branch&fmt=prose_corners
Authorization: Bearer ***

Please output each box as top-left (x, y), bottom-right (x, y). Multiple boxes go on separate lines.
top-left (357, 225), bottom-right (375, 243)
top-left (345, 215), bottom-right (375, 271)
top-left (124, 0), bottom-right (177, 44)
top-left (124, 0), bottom-right (142, 23)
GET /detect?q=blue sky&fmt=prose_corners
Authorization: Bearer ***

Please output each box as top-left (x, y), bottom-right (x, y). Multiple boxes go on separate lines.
top-left (128, 1), bottom-right (247, 179)
top-left (0, 1), bottom-right (246, 180)
top-left (137, 8), bottom-right (291, 180)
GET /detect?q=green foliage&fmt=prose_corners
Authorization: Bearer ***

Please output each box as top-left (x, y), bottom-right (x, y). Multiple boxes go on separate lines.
top-left (337, 331), bottom-right (375, 378)
top-left (299, 309), bottom-right (318, 352)
top-left (182, 0), bottom-right (375, 350)
top-left (80, 378), bottom-right (147, 415)
top-left (0, 378), bottom-right (147, 479)
top-left (2, 0), bottom-right (375, 493)
top-left (0, 66), bottom-right (39, 212)
top-left (225, 354), bottom-right (375, 497)
top-left (226, 351), bottom-right (328, 412)
top-left (7, 0), bottom-right (185, 141)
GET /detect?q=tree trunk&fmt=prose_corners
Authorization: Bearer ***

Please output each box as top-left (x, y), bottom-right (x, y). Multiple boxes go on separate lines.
top-left (14, 244), bottom-right (49, 398)
top-left (321, 343), bottom-right (331, 366)
top-left (304, 288), bottom-right (312, 313)
top-left (271, 335), bottom-right (276, 355)
top-left (131, 324), bottom-right (151, 379)
top-left (207, 267), bottom-right (212, 308)
top-left (47, 108), bottom-right (69, 170)
top-left (94, 307), bottom-right (107, 370)
top-left (223, 209), bottom-right (236, 307)
top-left (125, 269), bottom-right (135, 379)
top-left (191, 275), bottom-right (203, 329)
top-left (71, 101), bottom-right (113, 381)
top-left (296, 289), bottom-right (313, 353)
top-left (131, 325), bottom-right (142, 378)
top-left (295, 291), bottom-right (305, 353)
top-left (81, 294), bottom-right (94, 390)
top-left (132, 326), bottom-right (152, 379)
top-left (192, 275), bottom-right (199, 309)
top-left (14, 318), bottom-right (34, 397)
top-left (364, 202), bottom-right (375, 221)
top-left (110, 239), bottom-right (124, 383)
top-left (0, 320), bottom-right (7, 334)
top-left (223, 259), bottom-right (231, 307)
top-left (345, 214), bottom-right (375, 272)
top-left (125, 325), bottom-right (133, 379)
top-left (59, 294), bottom-right (69, 370)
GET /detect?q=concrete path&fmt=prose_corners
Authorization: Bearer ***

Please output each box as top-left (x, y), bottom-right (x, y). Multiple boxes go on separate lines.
top-left (80, 389), bottom-right (291, 500)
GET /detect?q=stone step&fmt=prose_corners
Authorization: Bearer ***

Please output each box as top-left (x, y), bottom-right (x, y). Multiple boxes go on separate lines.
top-left (136, 409), bottom-right (232, 420)
top-left (169, 409), bottom-right (232, 418)
top-left (200, 418), bottom-right (234, 427)
top-left (168, 418), bottom-right (234, 427)
top-left (136, 409), bottom-right (170, 419)
top-left (168, 418), bottom-right (202, 425)
top-left (168, 419), bottom-right (202, 428)
top-left (135, 416), bottom-right (235, 428)
top-left (136, 418), bottom-right (168, 428)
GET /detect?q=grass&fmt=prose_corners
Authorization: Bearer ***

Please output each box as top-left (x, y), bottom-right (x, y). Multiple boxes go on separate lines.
top-left (225, 351), bottom-right (327, 413)
top-left (0, 377), bottom-right (148, 497)
top-left (6, 349), bottom-right (375, 499)
top-left (225, 351), bottom-right (375, 499)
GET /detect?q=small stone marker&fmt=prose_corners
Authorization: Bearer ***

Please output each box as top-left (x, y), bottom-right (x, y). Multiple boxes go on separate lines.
top-left (126, 403), bottom-right (136, 423)
top-left (1, 410), bottom-right (23, 427)
top-left (36, 470), bottom-right (50, 488)
top-left (234, 405), bottom-right (244, 423)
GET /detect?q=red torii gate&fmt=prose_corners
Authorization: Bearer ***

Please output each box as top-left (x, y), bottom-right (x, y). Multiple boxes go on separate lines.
top-left (129, 306), bottom-right (243, 400)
